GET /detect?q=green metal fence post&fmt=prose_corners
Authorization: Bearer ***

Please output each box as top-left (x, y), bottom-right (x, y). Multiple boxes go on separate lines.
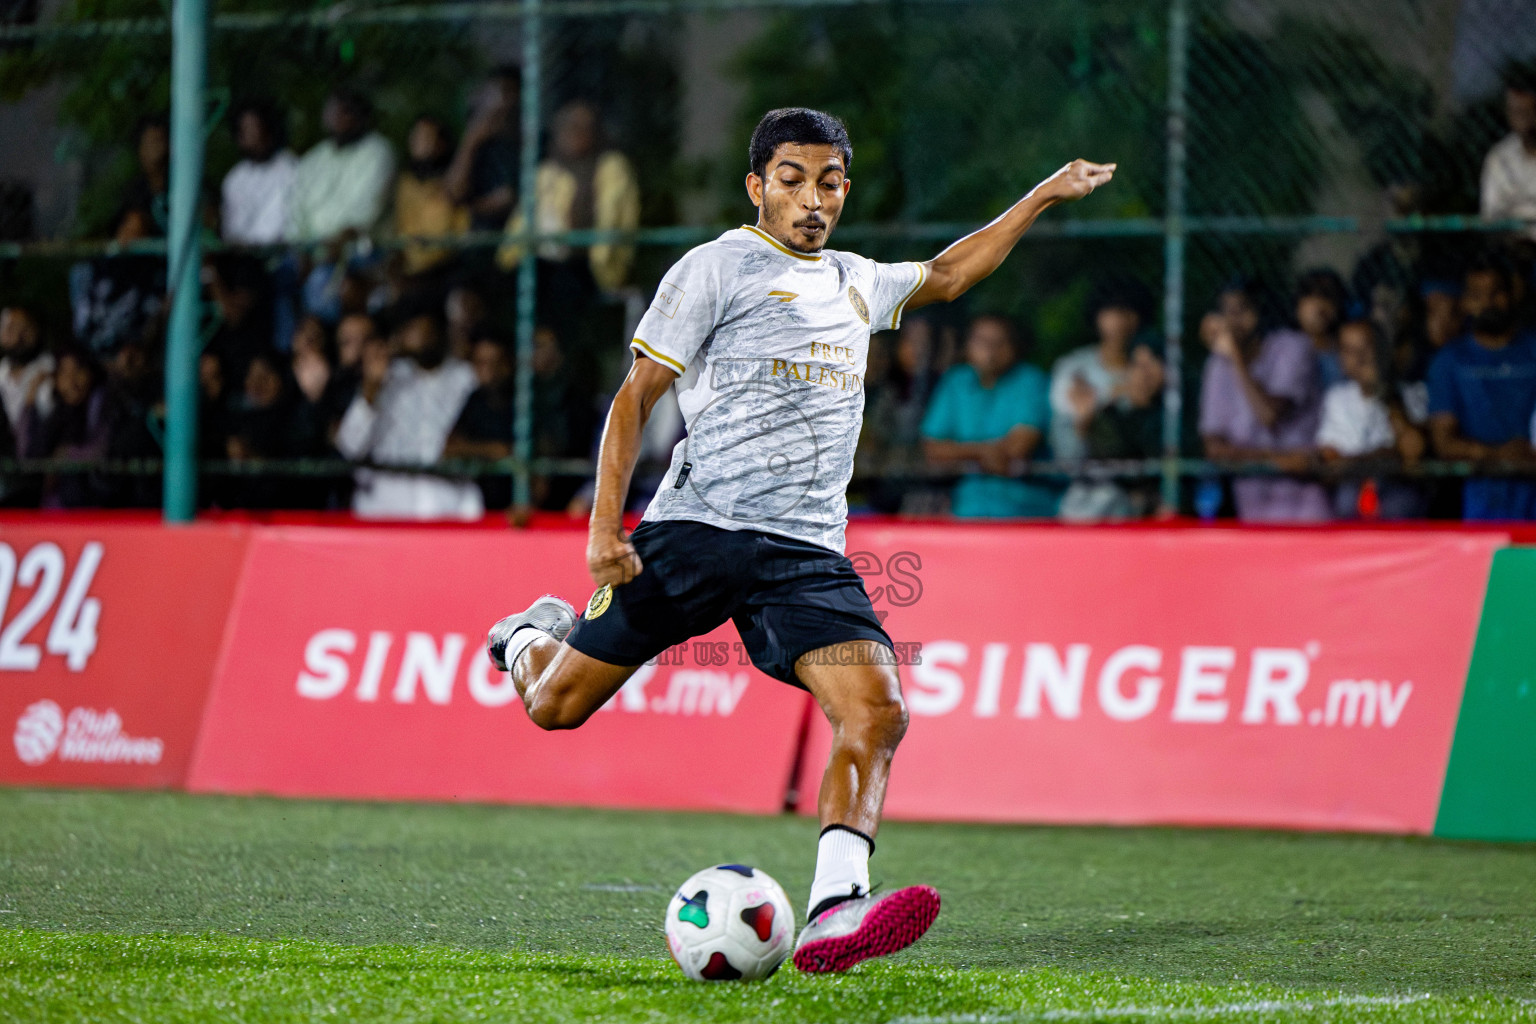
top-left (163, 0), bottom-right (207, 522)
top-left (513, 0), bottom-right (542, 512)
top-left (1160, 0), bottom-right (1189, 512)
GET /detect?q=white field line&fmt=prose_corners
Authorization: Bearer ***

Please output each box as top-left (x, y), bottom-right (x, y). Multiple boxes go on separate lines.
top-left (889, 993), bottom-right (1433, 1023)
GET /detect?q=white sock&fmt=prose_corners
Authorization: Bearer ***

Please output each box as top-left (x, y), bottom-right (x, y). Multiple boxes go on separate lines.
top-left (807, 826), bottom-right (872, 919)
top-left (504, 626), bottom-right (546, 677)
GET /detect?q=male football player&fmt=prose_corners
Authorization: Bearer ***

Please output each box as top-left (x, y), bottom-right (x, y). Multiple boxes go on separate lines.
top-left (488, 108), bottom-right (1114, 972)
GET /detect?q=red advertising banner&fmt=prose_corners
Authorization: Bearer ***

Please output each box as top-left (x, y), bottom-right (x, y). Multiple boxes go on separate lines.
top-left (797, 526), bottom-right (1503, 834)
top-left (187, 528), bottom-right (809, 812)
top-left (1, 517), bottom-right (1507, 835)
top-left (0, 524), bottom-right (249, 789)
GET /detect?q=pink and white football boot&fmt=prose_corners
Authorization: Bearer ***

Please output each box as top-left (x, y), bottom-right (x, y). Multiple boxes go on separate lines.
top-left (792, 886), bottom-right (941, 973)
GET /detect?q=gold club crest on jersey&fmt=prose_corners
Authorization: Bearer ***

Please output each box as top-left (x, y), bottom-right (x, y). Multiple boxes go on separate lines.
top-left (586, 584), bottom-right (612, 619)
top-left (848, 285), bottom-right (870, 324)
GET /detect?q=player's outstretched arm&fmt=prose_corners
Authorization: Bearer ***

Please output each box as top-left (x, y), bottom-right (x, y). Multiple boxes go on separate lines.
top-left (587, 354), bottom-right (677, 588)
top-left (907, 159), bottom-right (1115, 310)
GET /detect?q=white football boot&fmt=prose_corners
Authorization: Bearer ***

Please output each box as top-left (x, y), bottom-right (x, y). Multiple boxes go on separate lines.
top-left (486, 595), bottom-right (577, 671)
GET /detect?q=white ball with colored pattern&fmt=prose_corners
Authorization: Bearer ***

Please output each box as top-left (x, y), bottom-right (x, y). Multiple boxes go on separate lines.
top-left (663, 864), bottom-right (795, 981)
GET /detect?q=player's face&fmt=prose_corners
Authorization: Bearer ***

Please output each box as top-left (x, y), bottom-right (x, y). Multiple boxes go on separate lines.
top-left (748, 143), bottom-right (850, 253)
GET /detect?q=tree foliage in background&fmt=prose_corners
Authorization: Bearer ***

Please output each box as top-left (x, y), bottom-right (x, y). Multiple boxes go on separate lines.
top-left (724, 0), bottom-right (1478, 371)
top-left (727, 1), bottom-right (1166, 367)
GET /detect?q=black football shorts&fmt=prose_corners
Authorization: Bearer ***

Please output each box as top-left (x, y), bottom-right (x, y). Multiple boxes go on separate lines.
top-left (564, 519), bottom-right (893, 688)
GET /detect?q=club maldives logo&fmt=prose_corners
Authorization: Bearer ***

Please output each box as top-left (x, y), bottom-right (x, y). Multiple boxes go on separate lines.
top-left (12, 700), bottom-right (163, 766)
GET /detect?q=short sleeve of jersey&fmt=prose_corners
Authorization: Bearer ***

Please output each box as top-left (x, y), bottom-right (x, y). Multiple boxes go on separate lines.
top-left (630, 246), bottom-right (726, 375)
top-left (864, 260), bottom-right (928, 332)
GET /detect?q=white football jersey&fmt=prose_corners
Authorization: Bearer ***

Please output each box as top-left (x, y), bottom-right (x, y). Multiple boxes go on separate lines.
top-left (632, 224), bottom-right (926, 553)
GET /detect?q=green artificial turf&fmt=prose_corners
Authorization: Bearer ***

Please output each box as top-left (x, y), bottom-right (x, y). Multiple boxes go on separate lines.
top-left (1, 788), bottom-right (1533, 1022)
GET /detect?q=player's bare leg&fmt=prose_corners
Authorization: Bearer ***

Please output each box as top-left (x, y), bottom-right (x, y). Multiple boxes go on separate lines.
top-left (488, 599), bottom-right (637, 730)
top-left (799, 640), bottom-right (907, 838)
top-left (791, 639), bottom-right (940, 973)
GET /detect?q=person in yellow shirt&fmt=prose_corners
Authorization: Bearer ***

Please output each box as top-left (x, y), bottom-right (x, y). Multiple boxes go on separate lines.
top-left (394, 116), bottom-right (470, 279)
top-left (497, 100), bottom-right (640, 294)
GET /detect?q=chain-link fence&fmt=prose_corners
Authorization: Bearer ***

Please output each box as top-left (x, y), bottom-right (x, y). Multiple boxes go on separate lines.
top-left (0, 0), bottom-right (1532, 521)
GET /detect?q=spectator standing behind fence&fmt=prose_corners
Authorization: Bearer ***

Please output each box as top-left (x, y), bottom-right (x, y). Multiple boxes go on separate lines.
top-left (1198, 280), bottom-right (1329, 523)
top-left (331, 312), bottom-right (376, 410)
top-left (226, 350), bottom-right (290, 460)
top-left (335, 313), bottom-right (481, 520)
top-left (205, 254), bottom-right (274, 376)
top-left (122, 116), bottom-right (169, 236)
top-left (528, 324), bottom-right (597, 511)
top-left (445, 286), bottom-right (490, 363)
top-left (922, 314), bottom-right (1057, 518)
top-left (858, 318), bottom-right (941, 513)
top-left (1292, 269), bottom-right (1350, 390)
top-left (70, 206), bottom-right (165, 360)
top-left (0, 307), bottom-right (53, 446)
top-left (498, 100), bottom-right (641, 299)
top-left (445, 69), bottom-right (520, 234)
top-left (18, 348), bottom-right (119, 509)
top-left (443, 335), bottom-right (514, 511)
top-left (288, 316), bottom-right (350, 455)
top-left (1317, 319), bottom-right (1427, 520)
top-left (286, 315), bottom-right (355, 509)
top-left (221, 100), bottom-right (297, 246)
top-left (394, 116), bottom-right (469, 283)
top-left (1396, 278), bottom-right (1464, 421)
top-left (1481, 70), bottom-right (1536, 236)
top-left (1060, 340), bottom-right (1166, 522)
top-left (288, 89), bottom-right (395, 245)
top-left (1428, 253), bottom-right (1536, 519)
top-left (102, 340), bottom-right (163, 508)
top-left (1049, 280), bottom-right (1151, 462)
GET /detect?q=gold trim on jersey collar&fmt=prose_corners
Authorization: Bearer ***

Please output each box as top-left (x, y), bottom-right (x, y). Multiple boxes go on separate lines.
top-left (740, 224), bottom-right (823, 262)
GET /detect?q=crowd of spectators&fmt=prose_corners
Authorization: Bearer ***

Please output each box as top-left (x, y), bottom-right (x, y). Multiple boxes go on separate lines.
top-left (886, 239), bottom-right (1536, 524)
top-left (0, 70), bottom-right (635, 518)
top-left (2, 72), bottom-right (1536, 522)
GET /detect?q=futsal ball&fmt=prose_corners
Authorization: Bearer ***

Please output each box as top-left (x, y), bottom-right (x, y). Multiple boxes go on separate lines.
top-left (664, 864), bottom-right (795, 981)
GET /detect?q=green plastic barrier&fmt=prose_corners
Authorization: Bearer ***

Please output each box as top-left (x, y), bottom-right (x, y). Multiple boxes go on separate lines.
top-left (1436, 548), bottom-right (1536, 841)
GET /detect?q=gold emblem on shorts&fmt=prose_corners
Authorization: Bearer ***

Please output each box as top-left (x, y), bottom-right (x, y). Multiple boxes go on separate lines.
top-left (586, 584), bottom-right (613, 619)
top-left (848, 285), bottom-right (870, 324)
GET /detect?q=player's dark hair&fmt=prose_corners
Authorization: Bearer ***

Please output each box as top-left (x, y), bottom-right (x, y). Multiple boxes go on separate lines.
top-left (749, 108), bottom-right (852, 179)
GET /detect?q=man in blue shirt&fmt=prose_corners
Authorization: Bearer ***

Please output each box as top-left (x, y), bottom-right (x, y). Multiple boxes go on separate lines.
top-left (1427, 253), bottom-right (1536, 520)
top-left (921, 314), bottom-right (1058, 517)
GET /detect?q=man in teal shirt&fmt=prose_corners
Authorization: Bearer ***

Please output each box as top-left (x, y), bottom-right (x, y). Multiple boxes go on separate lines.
top-left (921, 314), bottom-right (1058, 517)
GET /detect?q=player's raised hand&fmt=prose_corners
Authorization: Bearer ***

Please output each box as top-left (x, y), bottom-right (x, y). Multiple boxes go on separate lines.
top-left (588, 529), bottom-right (644, 587)
top-left (1043, 159), bottom-right (1117, 202)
